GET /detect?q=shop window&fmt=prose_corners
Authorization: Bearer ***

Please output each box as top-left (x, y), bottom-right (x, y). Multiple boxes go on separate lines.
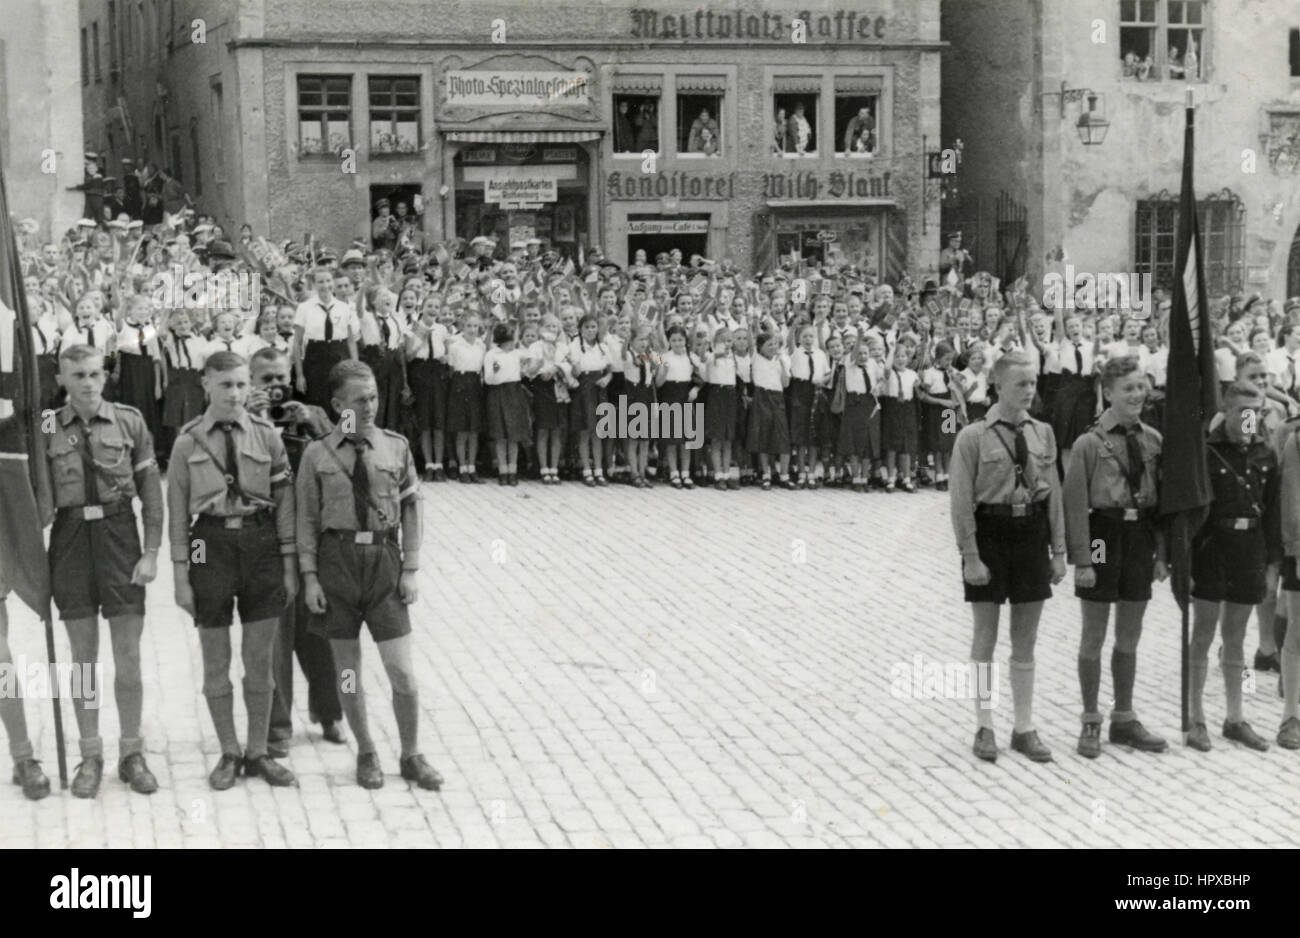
top-left (1291, 29), bottom-right (1300, 78)
top-left (613, 93), bottom-right (660, 154)
top-left (1135, 191), bottom-right (1242, 295)
top-left (81, 28), bottom-right (89, 86)
top-left (834, 82), bottom-right (880, 156)
top-left (92, 21), bottom-right (102, 83)
top-left (1120, 0), bottom-right (1205, 80)
top-left (369, 76), bottom-right (420, 155)
top-left (774, 93), bottom-right (818, 156)
top-left (298, 75), bottom-right (352, 158)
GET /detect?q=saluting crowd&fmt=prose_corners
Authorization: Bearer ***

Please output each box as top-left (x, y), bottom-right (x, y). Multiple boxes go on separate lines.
top-left (7, 200), bottom-right (1300, 801)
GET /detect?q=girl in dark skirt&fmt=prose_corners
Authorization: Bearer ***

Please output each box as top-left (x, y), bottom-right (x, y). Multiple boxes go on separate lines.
top-left (160, 309), bottom-right (207, 462)
top-left (359, 287), bottom-right (407, 431)
top-left (32, 309), bottom-right (61, 413)
top-left (568, 313), bottom-right (612, 487)
top-left (621, 325), bottom-right (658, 488)
top-left (918, 342), bottom-right (960, 491)
top-left (655, 325), bottom-right (697, 489)
top-left (958, 346), bottom-right (991, 423)
top-left (864, 337), bottom-right (887, 484)
top-left (114, 293), bottom-right (163, 442)
top-left (524, 314), bottom-right (570, 485)
top-left (879, 343), bottom-right (920, 493)
top-left (746, 330), bottom-right (793, 490)
top-left (786, 323), bottom-right (827, 489)
top-left (404, 293), bottom-right (451, 481)
top-left (1051, 315), bottom-right (1097, 463)
top-left (444, 314), bottom-right (487, 483)
top-left (732, 328), bottom-right (754, 486)
top-left (602, 315), bottom-right (630, 483)
top-left (822, 334), bottom-right (845, 486)
top-left (703, 330), bottom-right (738, 491)
top-left (484, 323), bottom-right (532, 486)
top-left (837, 342), bottom-right (878, 492)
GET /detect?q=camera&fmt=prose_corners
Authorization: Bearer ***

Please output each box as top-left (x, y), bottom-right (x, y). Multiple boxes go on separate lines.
top-left (265, 385), bottom-right (291, 423)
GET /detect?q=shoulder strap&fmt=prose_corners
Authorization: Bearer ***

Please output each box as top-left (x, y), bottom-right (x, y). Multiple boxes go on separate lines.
top-left (1208, 444), bottom-right (1263, 516)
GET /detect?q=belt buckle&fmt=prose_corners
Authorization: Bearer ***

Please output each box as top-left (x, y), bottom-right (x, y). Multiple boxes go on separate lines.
top-left (1123, 508), bottom-right (1139, 522)
top-left (355, 531), bottom-right (374, 545)
top-left (224, 516), bottom-right (244, 530)
top-left (1234, 518), bottom-right (1249, 531)
top-left (82, 505), bottom-right (104, 521)
top-left (1011, 504), bottom-right (1027, 518)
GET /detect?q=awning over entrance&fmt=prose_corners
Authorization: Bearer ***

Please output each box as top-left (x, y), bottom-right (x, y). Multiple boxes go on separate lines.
top-left (444, 131), bottom-right (602, 143)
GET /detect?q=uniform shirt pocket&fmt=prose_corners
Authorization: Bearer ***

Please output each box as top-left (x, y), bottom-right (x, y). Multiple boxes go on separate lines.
top-left (238, 447), bottom-right (273, 502)
top-left (92, 430), bottom-right (135, 499)
top-left (47, 438), bottom-right (84, 505)
top-left (186, 449), bottom-right (229, 511)
top-left (315, 461), bottom-right (354, 524)
top-left (371, 461), bottom-right (403, 521)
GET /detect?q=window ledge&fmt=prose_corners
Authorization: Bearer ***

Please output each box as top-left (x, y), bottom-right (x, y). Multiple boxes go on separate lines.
top-left (678, 153), bottom-right (722, 159)
top-left (612, 152), bottom-right (659, 158)
top-left (780, 153), bottom-right (820, 159)
top-left (835, 153), bottom-right (880, 159)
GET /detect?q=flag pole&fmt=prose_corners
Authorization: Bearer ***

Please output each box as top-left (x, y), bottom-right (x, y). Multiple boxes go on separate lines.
top-left (41, 614), bottom-right (68, 788)
top-left (1180, 85), bottom-right (1194, 743)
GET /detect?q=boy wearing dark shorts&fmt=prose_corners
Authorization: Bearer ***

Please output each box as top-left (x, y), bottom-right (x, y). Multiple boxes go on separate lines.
top-left (168, 351), bottom-right (299, 789)
top-left (47, 344), bottom-right (164, 797)
top-left (950, 351), bottom-right (1067, 763)
top-left (1063, 356), bottom-right (1168, 758)
top-left (1187, 382), bottom-right (1281, 751)
top-left (297, 360), bottom-right (443, 790)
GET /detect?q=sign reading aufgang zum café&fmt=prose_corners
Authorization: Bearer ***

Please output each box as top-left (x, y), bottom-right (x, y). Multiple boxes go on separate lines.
top-left (627, 219), bottom-right (711, 235)
top-left (485, 177), bottom-right (558, 204)
top-left (446, 71), bottom-right (589, 106)
top-left (629, 9), bottom-right (887, 40)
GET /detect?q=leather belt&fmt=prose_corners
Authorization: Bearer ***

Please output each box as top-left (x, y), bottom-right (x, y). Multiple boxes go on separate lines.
top-left (1091, 507), bottom-right (1155, 522)
top-left (195, 509), bottom-right (273, 530)
top-left (324, 528), bottom-right (398, 545)
top-left (976, 501), bottom-right (1047, 518)
top-left (1214, 517), bottom-right (1260, 531)
top-left (58, 501), bottom-right (130, 521)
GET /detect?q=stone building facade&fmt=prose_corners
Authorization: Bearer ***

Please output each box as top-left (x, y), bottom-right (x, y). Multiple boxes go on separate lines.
top-left (82, 0), bottom-right (944, 279)
top-left (945, 0), bottom-right (1300, 301)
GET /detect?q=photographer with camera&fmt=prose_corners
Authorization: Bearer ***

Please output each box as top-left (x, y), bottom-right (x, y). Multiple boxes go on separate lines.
top-left (245, 347), bottom-right (345, 756)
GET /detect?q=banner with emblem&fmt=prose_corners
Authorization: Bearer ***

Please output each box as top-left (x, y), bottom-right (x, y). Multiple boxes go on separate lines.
top-left (0, 152), bottom-right (53, 618)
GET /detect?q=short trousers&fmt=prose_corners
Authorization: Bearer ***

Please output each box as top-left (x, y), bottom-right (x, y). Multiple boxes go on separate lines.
top-left (963, 510), bottom-right (1053, 605)
top-left (189, 515), bottom-right (287, 628)
top-left (1283, 556), bottom-right (1300, 593)
top-left (308, 531), bottom-right (412, 642)
top-left (50, 508), bottom-right (145, 621)
top-left (1074, 513), bottom-right (1156, 603)
top-left (1191, 526), bottom-right (1267, 605)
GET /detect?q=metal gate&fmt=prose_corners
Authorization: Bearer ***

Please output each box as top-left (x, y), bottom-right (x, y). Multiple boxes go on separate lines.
top-left (941, 190), bottom-right (1027, 285)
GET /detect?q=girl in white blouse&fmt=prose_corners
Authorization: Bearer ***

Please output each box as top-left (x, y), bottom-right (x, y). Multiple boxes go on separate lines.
top-left (568, 313), bottom-right (612, 487)
top-left (484, 323), bottom-right (532, 486)
top-left (655, 325), bottom-right (699, 489)
top-left (747, 330), bottom-right (794, 490)
top-left (445, 314), bottom-right (487, 483)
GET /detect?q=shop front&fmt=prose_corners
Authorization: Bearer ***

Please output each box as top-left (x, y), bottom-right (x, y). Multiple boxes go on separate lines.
top-left (451, 140), bottom-right (594, 258)
top-left (436, 53), bottom-right (603, 259)
top-left (752, 166), bottom-right (903, 278)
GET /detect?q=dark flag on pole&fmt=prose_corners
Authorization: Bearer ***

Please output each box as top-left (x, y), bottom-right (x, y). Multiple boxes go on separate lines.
top-left (0, 152), bottom-right (54, 618)
top-left (1158, 90), bottom-right (1217, 738)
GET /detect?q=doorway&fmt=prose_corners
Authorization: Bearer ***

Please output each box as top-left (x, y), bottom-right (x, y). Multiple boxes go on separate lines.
top-left (1289, 221), bottom-right (1300, 299)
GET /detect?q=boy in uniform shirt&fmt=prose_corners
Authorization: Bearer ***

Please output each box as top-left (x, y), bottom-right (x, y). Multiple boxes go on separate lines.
top-left (1063, 357), bottom-right (1168, 758)
top-left (296, 360), bottom-right (443, 790)
top-left (168, 351), bottom-right (299, 789)
top-left (1187, 382), bottom-right (1281, 752)
top-left (949, 351), bottom-right (1067, 764)
top-left (46, 344), bottom-right (164, 797)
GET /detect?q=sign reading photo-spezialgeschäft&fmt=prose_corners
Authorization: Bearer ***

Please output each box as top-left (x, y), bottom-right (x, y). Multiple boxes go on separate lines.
top-left (446, 71), bottom-right (589, 106)
top-left (485, 177), bottom-right (558, 204)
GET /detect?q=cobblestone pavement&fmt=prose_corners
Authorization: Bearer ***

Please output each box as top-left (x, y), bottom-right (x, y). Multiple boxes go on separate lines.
top-left (2, 478), bottom-right (1294, 848)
